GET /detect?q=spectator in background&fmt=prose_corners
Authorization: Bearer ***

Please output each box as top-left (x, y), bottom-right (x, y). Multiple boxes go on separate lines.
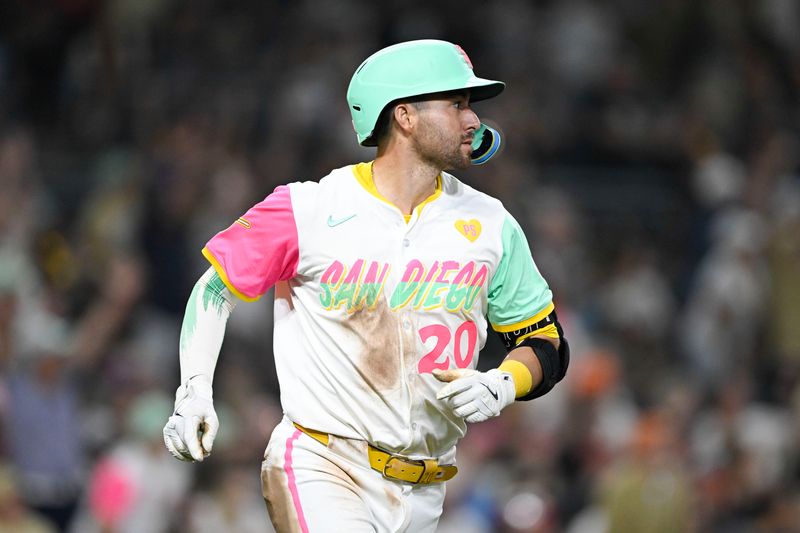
top-left (186, 465), bottom-right (274, 533)
top-left (680, 209), bottom-right (770, 388)
top-left (71, 391), bottom-right (191, 533)
top-left (0, 209), bottom-right (145, 533)
top-left (598, 411), bottom-right (693, 533)
top-left (4, 317), bottom-right (84, 531)
top-left (768, 173), bottom-right (800, 371)
top-left (0, 464), bottom-right (54, 533)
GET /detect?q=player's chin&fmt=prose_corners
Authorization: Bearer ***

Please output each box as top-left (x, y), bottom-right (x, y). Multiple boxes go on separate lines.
top-left (449, 145), bottom-right (472, 170)
top-left (438, 144), bottom-right (471, 171)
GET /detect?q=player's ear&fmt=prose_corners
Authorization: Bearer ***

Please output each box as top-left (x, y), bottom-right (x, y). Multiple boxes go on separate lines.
top-left (392, 103), bottom-right (416, 136)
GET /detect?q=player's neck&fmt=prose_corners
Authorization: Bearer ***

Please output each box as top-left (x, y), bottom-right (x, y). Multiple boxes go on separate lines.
top-left (372, 153), bottom-right (439, 216)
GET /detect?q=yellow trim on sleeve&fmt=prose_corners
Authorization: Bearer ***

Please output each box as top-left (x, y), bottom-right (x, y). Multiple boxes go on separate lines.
top-left (491, 301), bottom-right (555, 333)
top-left (202, 246), bottom-right (260, 302)
top-left (352, 162), bottom-right (442, 223)
top-left (516, 323), bottom-right (560, 344)
top-left (499, 359), bottom-right (533, 398)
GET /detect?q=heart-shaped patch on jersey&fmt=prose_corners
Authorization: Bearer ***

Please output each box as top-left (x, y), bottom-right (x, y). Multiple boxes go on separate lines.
top-left (455, 219), bottom-right (482, 242)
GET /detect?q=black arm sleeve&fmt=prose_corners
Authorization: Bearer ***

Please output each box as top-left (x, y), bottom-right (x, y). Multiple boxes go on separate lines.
top-left (494, 311), bottom-right (570, 401)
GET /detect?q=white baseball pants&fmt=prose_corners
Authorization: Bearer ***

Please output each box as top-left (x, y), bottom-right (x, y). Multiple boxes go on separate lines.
top-left (261, 417), bottom-right (447, 533)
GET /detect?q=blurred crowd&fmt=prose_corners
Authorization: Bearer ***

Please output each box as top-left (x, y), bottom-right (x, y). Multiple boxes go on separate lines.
top-left (1, 0), bottom-right (799, 531)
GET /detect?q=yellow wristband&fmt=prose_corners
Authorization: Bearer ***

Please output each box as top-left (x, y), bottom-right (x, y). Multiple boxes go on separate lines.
top-left (498, 359), bottom-right (533, 398)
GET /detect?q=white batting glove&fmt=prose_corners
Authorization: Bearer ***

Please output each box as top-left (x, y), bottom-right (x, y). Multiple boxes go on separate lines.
top-left (433, 368), bottom-right (516, 423)
top-left (163, 375), bottom-right (219, 462)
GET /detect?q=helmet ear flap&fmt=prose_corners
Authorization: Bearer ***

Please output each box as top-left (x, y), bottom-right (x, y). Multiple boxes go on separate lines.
top-left (470, 124), bottom-right (502, 165)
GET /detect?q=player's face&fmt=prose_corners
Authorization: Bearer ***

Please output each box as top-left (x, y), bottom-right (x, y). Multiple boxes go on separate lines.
top-left (411, 92), bottom-right (480, 170)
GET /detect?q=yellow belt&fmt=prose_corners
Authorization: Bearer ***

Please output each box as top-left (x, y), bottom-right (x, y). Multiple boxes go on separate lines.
top-left (293, 423), bottom-right (457, 485)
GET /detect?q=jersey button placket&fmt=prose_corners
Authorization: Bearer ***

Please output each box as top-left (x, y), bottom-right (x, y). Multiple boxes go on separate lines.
top-left (399, 231), bottom-right (414, 365)
top-left (398, 225), bottom-right (418, 446)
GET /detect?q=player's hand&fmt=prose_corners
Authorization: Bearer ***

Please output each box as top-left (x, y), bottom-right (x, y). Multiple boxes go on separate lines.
top-left (163, 375), bottom-right (219, 462)
top-left (433, 368), bottom-right (516, 423)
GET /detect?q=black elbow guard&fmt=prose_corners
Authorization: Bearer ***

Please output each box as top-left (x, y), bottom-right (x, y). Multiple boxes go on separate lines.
top-left (493, 311), bottom-right (570, 400)
top-left (517, 329), bottom-right (570, 401)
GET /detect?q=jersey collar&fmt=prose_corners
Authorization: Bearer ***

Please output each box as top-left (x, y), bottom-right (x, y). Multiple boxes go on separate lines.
top-left (352, 161), bottom-right (442, 223)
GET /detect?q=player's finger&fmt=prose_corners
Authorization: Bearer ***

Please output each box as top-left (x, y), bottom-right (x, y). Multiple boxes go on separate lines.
top-left (164, 426), bottom-right (194, 461)
top-left (465, 411), bottom-right (489, 424)
top-left (167, 437), bottom-right (194, 461)
top-left (454, 402), bottom-right (479, 419)
top-left (432, 368), bottom-right (466, 383)
top-left (166, 428), bottom-right (193, 461)
top-left (164, 418), bottom-right (186, 450)
top-left (183, 416), bottom-right (206, 461)
top-left (436, 383), bottom-right (455, 400)
top-left (436, 379), bottom-right (472, 400)
top-left (201, 415), bottom-right (219, 455)
top-left (447, 378), bottom-right (487, 404)
top-left (451, 392), bottom-right (480, 410)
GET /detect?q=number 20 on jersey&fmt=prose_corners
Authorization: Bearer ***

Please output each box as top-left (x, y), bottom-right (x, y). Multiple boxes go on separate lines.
top-left (417, 321), bottom-right (477, 373)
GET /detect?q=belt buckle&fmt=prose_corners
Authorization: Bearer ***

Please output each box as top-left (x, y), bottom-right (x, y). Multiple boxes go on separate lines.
top-left (417, 459), bottom-right (440, 484)
top-left (383, 456), bottom-right (439, 484)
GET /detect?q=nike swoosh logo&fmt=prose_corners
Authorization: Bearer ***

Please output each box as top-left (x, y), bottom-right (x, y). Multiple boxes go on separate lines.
top-left (327, 214), bottom-right (357, 227)
top-left (481, 383), bottom-right (499, 400)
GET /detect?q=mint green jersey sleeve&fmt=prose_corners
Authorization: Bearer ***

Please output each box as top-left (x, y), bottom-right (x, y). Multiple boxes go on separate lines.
top-left (487, 214), bottom-right (553, 329)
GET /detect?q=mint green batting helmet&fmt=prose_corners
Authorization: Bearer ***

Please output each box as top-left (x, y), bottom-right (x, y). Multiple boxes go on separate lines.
top-left (347, 40), bottom-right (505, 148)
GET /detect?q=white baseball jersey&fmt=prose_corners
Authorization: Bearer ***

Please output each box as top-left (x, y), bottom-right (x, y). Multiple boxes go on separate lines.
top-left (203, 161), bottom-right (553, 458)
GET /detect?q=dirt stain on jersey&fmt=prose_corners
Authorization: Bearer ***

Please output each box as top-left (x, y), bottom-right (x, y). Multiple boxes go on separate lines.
top-left (343, 297), bottom-right (402, 392)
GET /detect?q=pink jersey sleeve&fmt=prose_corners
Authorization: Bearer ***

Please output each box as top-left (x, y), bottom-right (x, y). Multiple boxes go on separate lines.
top-left (202, 185), bottom-right (299, 301)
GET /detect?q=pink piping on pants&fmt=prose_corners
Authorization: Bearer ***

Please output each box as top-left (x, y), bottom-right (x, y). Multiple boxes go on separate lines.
top-left (285, 429), bottom-right (310, 533)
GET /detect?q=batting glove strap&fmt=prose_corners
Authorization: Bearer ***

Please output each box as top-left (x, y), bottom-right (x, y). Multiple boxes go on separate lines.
top-left (163, 376), bottom-right (219, 462)
top-left (435, 368), bottom-right (516, 424)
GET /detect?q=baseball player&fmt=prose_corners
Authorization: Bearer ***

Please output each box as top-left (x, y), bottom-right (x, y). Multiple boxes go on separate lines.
top-left (163, 39), bottom-right (569, 532)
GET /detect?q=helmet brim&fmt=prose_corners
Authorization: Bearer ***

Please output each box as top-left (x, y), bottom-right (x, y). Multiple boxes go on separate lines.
top-left (464, 78), bottom-right (505, 102)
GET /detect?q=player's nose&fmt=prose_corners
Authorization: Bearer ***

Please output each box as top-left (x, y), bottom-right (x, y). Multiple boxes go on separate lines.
top-left (463, 108), bottom-right (480, 132)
